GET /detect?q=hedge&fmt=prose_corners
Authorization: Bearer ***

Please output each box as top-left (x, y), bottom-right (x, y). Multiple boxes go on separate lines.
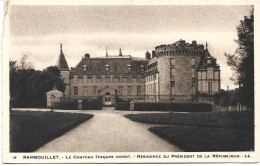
top-left (53, 100), bottom-right (78, 110)
top-left (53, 100), bottom-right (102, 110)
top-left (82, 100), bottom-right (102, 110)
top-left (115, 102), bottom-right (130, 110)
top-left (133, 102), bottom-right (212, 112)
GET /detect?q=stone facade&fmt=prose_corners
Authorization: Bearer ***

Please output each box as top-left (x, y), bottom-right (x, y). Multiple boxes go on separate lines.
top-left (57, 39), bottom-right (220, 105)
top-left (144, 39), bottom-right (221, 102)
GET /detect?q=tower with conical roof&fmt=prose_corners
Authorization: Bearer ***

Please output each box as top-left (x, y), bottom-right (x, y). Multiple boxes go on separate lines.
top-left (57, 44), bottom-right (69, 70)
top-left (56, 43), bottom-right (70, 96)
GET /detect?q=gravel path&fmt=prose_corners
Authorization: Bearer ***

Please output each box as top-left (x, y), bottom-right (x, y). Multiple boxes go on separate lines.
top-left (29, 109), bottom-right (182, 152)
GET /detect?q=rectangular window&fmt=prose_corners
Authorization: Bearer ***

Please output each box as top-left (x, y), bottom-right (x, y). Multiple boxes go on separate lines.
top-left (198, 72), bottom-right (201, 79)
top-left (137, 86), bottom-right (141, 95)
top-left (215, 71), bottom-right (219, 79)
top-left (170, 58), bottom-right (175, 66)
top-left (128, 86), bottom-right (132, 95)
top-left (93, 86), bottom-right (97, 95)
top-left (208, 82), bottom-right (212, 94)
top-left (202, 72), bottom-right (206, 79)
top-left (74, 87), bottom-right (78, 96)
top-left (153, 74), bottom-right (156, 80)
top-left (137, 75), bottom-right (141, 82)
top-left (207, 67), bottom-right (213, 79)
top-left (154, 83), bottom-right (156, 94)
top-left (171, 81), bottom-right (175, 87)
top-left (171, 68), bottom-right (175, 78)
top-left (192, 78), bottom-right (196, 87)
top-left (192, 68), bottom-right (195, 77)
top-left (119, 86), bottom-right (123, 95)
top-left (128, 76), bottom-right (132, 82)
top-left (191, 58), bottom-right (195, 66)
top-left (83, 86), bottom-right (87, 96)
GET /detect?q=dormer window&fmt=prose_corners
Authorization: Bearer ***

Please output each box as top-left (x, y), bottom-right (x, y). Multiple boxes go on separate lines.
top-left (105, 65), bottom-right (109, 71)
top-left (140, 65), bottom-right (144, 72)
top-left (206, 57), bottom-right (212, 64)
top-left (82, 65), bottom-right (87, 71)
top-left (127, 64), bottom-right (132, 71)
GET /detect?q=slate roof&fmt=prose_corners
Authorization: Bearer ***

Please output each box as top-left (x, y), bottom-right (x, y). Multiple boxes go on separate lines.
top-left (46, 86), bottom-right (63, 94)
top-left (197, 50), bottom-right (220, 70)
top-left (56, 44), bottom-right (69, 70)
top-left (70, 55), bottom-right (147, 75)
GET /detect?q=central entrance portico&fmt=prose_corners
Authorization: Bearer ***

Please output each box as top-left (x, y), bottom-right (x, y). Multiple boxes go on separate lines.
top-left (104, 92), bottom-right (112, 106)
top-left (99, 86), bottom-right (117, 107)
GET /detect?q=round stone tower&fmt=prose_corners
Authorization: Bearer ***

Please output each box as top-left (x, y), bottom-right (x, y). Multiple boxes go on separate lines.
top-left (145, 39), bottom-right (208, 102)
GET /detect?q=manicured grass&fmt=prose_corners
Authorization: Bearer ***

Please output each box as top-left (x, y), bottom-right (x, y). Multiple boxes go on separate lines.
top-left (10, 110), bottom-right (93, 152)
top-left (125, 111), bottom-right (254, 151)
top-left (149, 126), bottom-right (253, 152)
top-left (125, 111), bottom-right (254, 129)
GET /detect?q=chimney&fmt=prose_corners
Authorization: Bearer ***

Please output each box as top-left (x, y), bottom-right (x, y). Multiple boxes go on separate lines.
top-left (85, 53), bottom-right (90, 59)
top-left (192, 40), bottom-right (197, 45)
top-left (119, 48), bottom-right (122, 56)
top-left (152, 50), bottom-right (155, 58)
top-left (145, 51), bottom-right (151, 59)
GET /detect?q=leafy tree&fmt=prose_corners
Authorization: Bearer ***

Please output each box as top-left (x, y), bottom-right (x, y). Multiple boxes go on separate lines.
top-left (9, 64), bottom-right (65, 108)
top-left (225, 8), bottom-right (254, 109)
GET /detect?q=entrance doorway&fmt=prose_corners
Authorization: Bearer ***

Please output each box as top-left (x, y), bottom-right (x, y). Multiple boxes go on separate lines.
top-left (104, 92), bottom-right (112, 106)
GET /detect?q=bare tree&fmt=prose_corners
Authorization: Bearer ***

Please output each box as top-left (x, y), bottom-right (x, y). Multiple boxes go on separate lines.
top-left (18, 54), bottom-right (35, 69)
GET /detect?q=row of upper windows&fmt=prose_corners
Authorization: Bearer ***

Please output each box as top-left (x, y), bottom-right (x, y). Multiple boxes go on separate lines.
top-left (146, 83), bottom-right (157, 95)
top-left (147, 61), bottom-right (158, 71)
top-left (82, 64), bottom-right (145, 72)
top-left (145, 74), bottom-right (157, 82)
top-left (198, 69), bottom-right (220, 79)
top-left (197, 81), bottom-right (219, 94)
top-left (72, 75), bottom-right (143, 83)
top-left (170, 78), bottom-right (196, 88)
top-left (73, 86), bottom-right (142, 96)
top-left (170, 58), bottom-right (195, 66)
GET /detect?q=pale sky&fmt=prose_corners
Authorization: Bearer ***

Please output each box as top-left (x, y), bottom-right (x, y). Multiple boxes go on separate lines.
top-left (9, 5), bottom-right (253, 89)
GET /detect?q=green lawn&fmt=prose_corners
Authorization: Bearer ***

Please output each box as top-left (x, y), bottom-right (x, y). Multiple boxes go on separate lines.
top-left (10, 110), bottom-right (93, 152)
top-left (125, 111), bottom-right (254, 151)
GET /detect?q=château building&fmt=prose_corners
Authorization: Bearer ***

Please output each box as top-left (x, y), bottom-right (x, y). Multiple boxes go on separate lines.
top-left (57, 39), bottom-right (220, 106)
